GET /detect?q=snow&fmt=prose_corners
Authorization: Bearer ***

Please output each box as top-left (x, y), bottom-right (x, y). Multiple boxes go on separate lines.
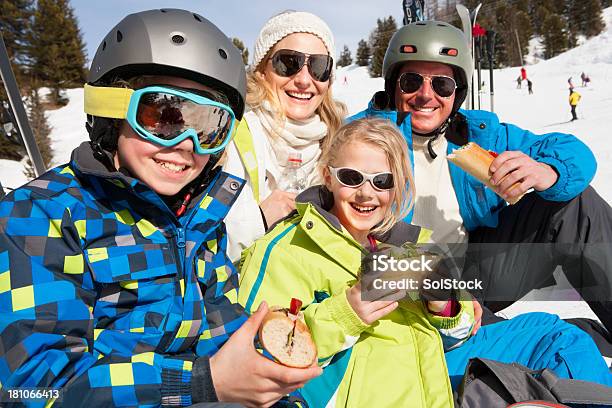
top-left (2, 9), bottom-right (612, 325)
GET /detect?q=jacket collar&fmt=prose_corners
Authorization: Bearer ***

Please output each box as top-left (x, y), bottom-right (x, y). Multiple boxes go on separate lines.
top-left (69, 142), bottom-right (244, 223)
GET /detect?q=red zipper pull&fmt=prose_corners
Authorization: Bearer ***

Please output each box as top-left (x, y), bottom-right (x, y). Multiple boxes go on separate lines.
top-left (367, 235), bottom-right (378, 252)
top-left (175, 192), bottom-right (192, 217)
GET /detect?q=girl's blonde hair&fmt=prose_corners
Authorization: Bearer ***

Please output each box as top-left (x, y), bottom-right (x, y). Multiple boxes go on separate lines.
top-left (318, 117), bottom-right (415, 236)
top-left (246, 43), bottom-right (347, 140)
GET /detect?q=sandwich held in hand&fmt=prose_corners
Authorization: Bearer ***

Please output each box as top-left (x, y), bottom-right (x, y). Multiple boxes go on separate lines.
top-left (447, 142), bottom-right (524, 204)
top-left (258, 298), bottom-right (317, 368)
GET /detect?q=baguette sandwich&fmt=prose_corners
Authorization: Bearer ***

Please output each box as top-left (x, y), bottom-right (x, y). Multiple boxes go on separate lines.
top-left (447, 142), bottom-right (524, 204)
top-left (259, 300), bottom-right (317, 368)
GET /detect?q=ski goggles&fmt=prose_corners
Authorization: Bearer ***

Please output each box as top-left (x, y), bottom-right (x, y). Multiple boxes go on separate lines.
top-left (329, 167), bottom-right (394, 191)
top-left (84, 84), bottom-right (236, 155)
top-left (270, 49), bottom-right (334, 82)
top-left (397, 72), bottom-right (457, 98)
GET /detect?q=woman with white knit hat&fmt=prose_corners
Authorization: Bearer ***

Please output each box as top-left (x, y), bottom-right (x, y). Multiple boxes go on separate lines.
top-left (224, 10), bottom-right (347, 260)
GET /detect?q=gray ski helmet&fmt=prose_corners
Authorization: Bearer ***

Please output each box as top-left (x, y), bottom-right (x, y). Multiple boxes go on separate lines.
top-left (383, 20), bottom-right (473, 115)
top-left (88, 9), bottom-right (246, 120)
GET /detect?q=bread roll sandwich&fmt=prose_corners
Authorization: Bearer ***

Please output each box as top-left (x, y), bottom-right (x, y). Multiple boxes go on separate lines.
top-left (447, 142), bottom-right (524, 204)
top-left (258, 299), bottom-right (317, 368)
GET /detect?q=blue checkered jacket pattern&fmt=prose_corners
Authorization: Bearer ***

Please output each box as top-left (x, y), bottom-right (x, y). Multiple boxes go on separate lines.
top-left (0, 143), bottom-right (247, 407)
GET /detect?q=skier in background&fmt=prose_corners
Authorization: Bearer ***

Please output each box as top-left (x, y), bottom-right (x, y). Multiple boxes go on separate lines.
top-left (520, 66), bottom-right (527, 81)
top-left (527, 79), bottom-right (533, 94)
top-left (581, 72), bottom-right (590, 87)
top-left (569, 88), bottom-right (581, 121)
top-left (568, 76), bottom-right (575, 90)
top-left (516, 76), bottom-right (522, 89)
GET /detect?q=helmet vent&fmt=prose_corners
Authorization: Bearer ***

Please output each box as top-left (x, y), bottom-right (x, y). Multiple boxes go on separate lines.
top-left (400, 45), bottom-right (417, 54)
top-left (116, 30), bottom-right (123, 43)
top-left (440, 47), bottom-right (458, 57)
top-left (160, 9), bottom-right (167, 13)
top-left (218, 48), bottom-right (228, 60)
top-left (416, 22), bottom-right (426, 25)
top-left (193, 13), bottom-right (202, 22)
top-left (171, 34), bottom-right (185, 45)
top-left (102, 41), bottom-right (106, 51)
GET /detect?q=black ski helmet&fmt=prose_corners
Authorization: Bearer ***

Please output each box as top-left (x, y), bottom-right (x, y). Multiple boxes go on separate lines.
top-left (382, 20), bottom-right (473, 117)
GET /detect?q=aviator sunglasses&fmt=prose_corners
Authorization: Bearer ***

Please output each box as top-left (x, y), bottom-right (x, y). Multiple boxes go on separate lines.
top-left (329, 167), bottom-right (394, 191)
top-left (271, 49), bottom-right (334, 82)
top-left (397, 72), bottom-right (457, 98)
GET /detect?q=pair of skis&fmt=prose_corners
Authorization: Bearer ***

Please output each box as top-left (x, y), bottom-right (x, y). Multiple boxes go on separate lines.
top-left (0, 32), bottom-right (46, 189)
top-left (402, 0), bottom-right (425, 25)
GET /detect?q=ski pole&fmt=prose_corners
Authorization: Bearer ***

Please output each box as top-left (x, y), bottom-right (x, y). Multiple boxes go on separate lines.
top-left (0, 32), bottom-right (46, 177)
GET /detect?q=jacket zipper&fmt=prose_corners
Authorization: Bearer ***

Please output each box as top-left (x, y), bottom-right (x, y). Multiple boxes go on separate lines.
top-left (175, 227), bottom-right (186, 278)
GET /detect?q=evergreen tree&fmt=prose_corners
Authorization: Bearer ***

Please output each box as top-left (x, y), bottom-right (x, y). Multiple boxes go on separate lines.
top-left (0, 0), bottom-right (34, 76)
top-left (542, 13), bottom-right (569, 58)
top-left (23, 86), bottom-right (53, 179)
top-left (369, 16), bottom-right (397, 78)
top-left (29, 0), bottom-right (86, 106)
top-left (579, 0), bottom-right (605, 38)
top-left (231, 37), bottom-right (249, 66)
top-left (491, 3), bottom-right (531, 66)
top-left (533, 3), bottom-right (554, 36)
top-left (337, 45), bottom-right (353, 67)
top-left (355, 39), bottom-right (371, 67)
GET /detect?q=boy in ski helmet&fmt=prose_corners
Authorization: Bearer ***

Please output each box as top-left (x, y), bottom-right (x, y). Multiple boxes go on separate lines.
top-left (0, 9), bottom-right (320, 407)
top-left (350, 21), bottom-right (612, 338)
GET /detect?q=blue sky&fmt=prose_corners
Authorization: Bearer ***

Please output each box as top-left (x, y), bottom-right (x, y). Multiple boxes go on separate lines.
top-left (71, 0), bottom-right (405, 63)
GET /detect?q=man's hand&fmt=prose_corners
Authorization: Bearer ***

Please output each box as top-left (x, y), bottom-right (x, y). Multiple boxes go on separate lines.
top-left (346, 282), bottom-right (399, 325)
top-left (489, 151), bottom-right (558, 201)
top-left (210, 302), bottom-right (322, 408)
top-left (259, 190), bottom-right (297, 228)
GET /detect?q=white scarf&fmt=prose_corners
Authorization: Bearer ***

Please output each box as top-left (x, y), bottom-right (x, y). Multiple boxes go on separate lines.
top-left (254, 101), bottom-right (328, 187)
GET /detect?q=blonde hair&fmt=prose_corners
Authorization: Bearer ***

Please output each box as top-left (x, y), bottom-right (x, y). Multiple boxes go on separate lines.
top-left (318, 118), bottom-right (415, 235)
top-left (246, 43), bottom-right (347, 139)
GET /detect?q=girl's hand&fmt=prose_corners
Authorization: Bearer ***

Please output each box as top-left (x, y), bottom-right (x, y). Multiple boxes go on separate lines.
top-left (346, 282), bottom-right (399, 325)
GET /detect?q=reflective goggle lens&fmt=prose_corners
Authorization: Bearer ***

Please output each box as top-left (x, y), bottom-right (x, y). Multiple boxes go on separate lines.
top-left (333, 167), bottom-right (394, 190)
top-left (134, 90), bottom-right (233, 152)
top-left (271, 49), bottom-right (333, 82)
top-left (398, 72), bottom-right (457, 98)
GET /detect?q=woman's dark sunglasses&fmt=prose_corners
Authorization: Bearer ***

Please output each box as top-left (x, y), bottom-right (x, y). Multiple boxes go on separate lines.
top-left (398, 72), bottom-right (457, 98)
top-left (329, 167), bottom-right (394, 191)
top-left (271, 49), bottom-right (333, 82)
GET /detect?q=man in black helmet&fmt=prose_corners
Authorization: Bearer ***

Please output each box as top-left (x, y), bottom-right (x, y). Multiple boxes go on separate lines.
top-left (0, 9), bottom-right (320, 408)
top-left (350, 21), bottom-right (612, 342)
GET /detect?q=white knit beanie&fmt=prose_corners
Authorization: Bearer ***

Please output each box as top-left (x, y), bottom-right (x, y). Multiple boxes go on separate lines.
top-left (253, 11), bottom-right (336, 79)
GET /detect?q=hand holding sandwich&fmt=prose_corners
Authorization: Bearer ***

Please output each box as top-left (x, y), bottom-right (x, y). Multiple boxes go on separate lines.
top-left (448, 143), bottom-right (558, 204)
top-left (489, 150), bottom-right (558, 202)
